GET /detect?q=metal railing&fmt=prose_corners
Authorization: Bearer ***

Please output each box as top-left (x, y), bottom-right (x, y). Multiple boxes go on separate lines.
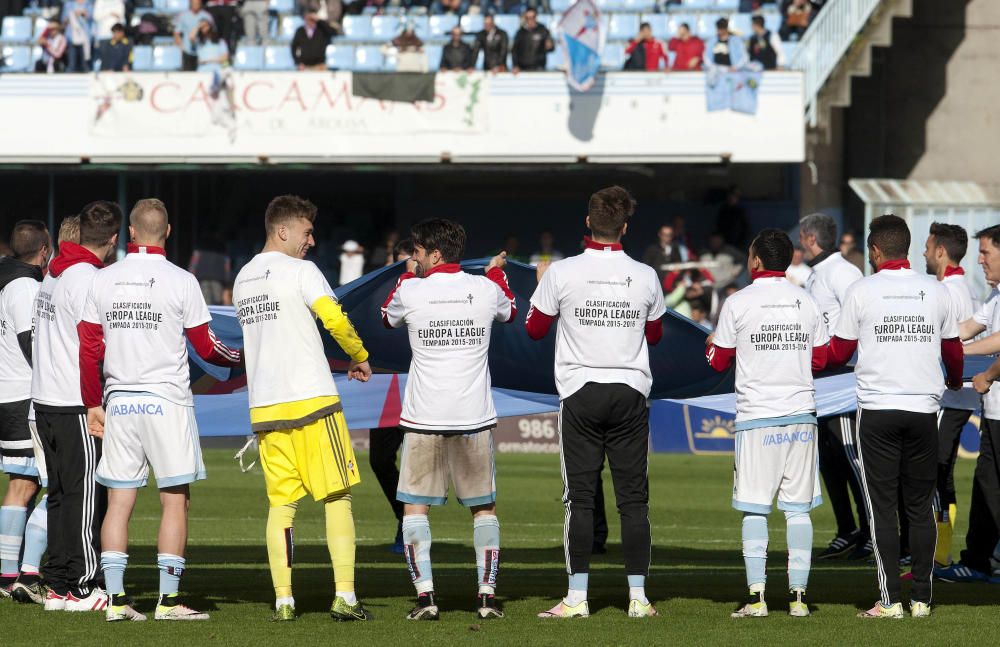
top-left (788, 0), bottom-right (883, 126)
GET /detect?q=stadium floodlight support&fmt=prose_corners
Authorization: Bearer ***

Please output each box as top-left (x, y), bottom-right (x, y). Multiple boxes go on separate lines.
top-left (789, 0), bottom-right (884, 127)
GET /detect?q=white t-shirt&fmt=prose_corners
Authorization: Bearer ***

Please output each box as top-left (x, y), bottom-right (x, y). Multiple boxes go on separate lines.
top-left (713, 276), bottom-right (828, 429)
top-left (940, 272), bottom-right (981, 411)
top-left (0, 276), bottom-right (41, 403)
top-left (81, 249), bottom-right (212, 406)
top-left (834, 268), bottom-right (958, 413)
top-left (384, 267), bottom-right (513, 432)
top-left (529, 245), bottom-right (665, 400)
top-left (804, 251), bottom-right (862, 332)
top-left (32, 263), bottom-right (99, 408)
top-left (234, 252), bottom-right (339, 408)
top-left (974, 288), bottom-right (1000, 419)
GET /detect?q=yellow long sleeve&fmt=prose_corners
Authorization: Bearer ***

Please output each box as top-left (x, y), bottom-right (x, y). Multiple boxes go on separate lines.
top-left (311, 296), bottom-right (369, 363)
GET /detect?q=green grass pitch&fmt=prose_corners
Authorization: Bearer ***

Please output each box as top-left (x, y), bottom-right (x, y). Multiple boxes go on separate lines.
top-left (2, 450), bottom-right (998, 646)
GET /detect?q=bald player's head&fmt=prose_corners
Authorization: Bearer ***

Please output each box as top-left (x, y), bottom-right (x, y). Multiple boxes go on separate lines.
top-left (129, 198), bottom-right (171, 246)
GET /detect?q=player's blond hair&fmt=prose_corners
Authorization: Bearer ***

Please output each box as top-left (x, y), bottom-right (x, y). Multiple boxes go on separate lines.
top-left (130, 198), bottom-right (170, 241)
top-left (57, 215), bottom-right (80, 246)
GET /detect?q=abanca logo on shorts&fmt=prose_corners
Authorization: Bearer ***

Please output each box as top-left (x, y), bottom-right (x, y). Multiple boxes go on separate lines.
top-left (110, 402), bottom-right (165, 416)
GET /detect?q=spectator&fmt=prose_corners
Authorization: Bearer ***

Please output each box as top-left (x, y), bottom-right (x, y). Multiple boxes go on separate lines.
top-left (747, 14), bottom-right (785, 70)
top-left (785, 246), bottom-right (812, 286)
top-left (338, 240), bottom-right (365, 286)
top-left (371, 230), bottom-right (399, 268)
top-left (391, 22), bottom-right (426, 72)
top-left (500, 234), bottom-right (528, 263)
top-left (699, 232), bottom-right (745, 286)
top-left (511, 8), bottom-right (553, 72)
top-left (439, 26), bottom-right (472, 71)
top-left (715, 186), bottom-right (749, 248)
top-left (529, 230), bottom-right (564, 266)
top-left (100, 23), bottom-right (132, 71)
top-left (36, 18), bottom-right (67, 74)
top-left (205, 0), bottom-right (239, 51)
top-left (192, 19), bottom-right (228, 72)
top-left (665, 269), bottom-right (716, 320)
top-left (624, 22), bottom-right (667, 72)
top-left (61, 0), bottom-right (93, 73)
top-left (472, 14), bottom-right (509, 73)
top-left (240, 0), bottom-right (268, 45)
top-left (839, 231), bottom-right (865, 272)
top-left (667, 22), bottom-right (703, 71)
top-left (292, 4), bottom-right (335, 71)
top-left (704, 17), bottom-right (746, 70)
top-left (689, 300), bottom-right (713, 331)
top-left (188, 237), bottom-right (232, 305)
top-left (431, 0), bottom-right (468, 14)
top-left (642, 225), bottom-right (685, 286)
top-left (671, 215), bottom-right (694, 257)
top-left (780, 0), bottom-right (813, 41)
top-left (299, 0), bottom-right (344, 32)
top-left (393, 238), bottom-right (414, 263)
top-left (93, 0), bottom-right (125, 68)
top-left (174, 0), bottom-right (214, 72)
top-left (135, 12), bottom-right (163, 45)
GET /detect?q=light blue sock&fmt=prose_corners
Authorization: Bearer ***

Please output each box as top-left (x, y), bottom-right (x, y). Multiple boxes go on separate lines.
top-left (742, 512), bottom-right (768, 590)
top-left (0, 506), bottom-right (28, 577)
top-left (20, 496), bottom-right (47, 575)
top-left (566, 572), bottom-right (589, 604)
top-left (402, 514), bottom-right (434, 594)
top-left (157, 553), bottom-right (185, 597)
top-left (473, 515), bottom-right (500, 594)
top-left (785, 510), bottom-right (813, 591)
top-left (101, 551), bottom-right (128, 596)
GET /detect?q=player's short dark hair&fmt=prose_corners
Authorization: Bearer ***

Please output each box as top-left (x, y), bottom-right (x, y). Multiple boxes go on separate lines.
top-left (716, 17), bottom-right (729, 30)
top-left (975, 224), bottom-right (1000, 249)
top-left (867, 214), bottom-right (910, 259)
top-left (265, 195), bottom-right (317, 235)
top-left (750, 228), bottom-right (793, 271)
top-left (588, 186), bottom-right (635, 240)
top-left (752, 15), bottom-right (765, 27)
top-left (639, 21), bottom-right (650, 30)
top-left (799, 213), bottom-right (837, 252)
top-left (9, 220), bottom-right (49, 260)
top-left (929, 222), bottom-right (968, 263)
top-left (394, 238), bottom-right (414, 257)
top-left (79, 201), bottom-right (123, 247)
top-left (411, 218), bottom-right (466, 264)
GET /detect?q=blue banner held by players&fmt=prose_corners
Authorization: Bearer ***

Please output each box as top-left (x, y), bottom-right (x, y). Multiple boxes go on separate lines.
top-left (558, 0), bottom-right (603, 92)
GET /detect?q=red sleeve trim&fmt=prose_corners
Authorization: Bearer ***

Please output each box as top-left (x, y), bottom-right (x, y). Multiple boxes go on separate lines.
top-left (185, 323), bottom-right (242, 367)
top-left (381, 271), bottom-right (415, 329)
top-left (706, 344), bottom-right (735, 372)
top-left (941, 337), bottom-right (964, 386)
top-left (526, 305), bottom-right (557, 340)
top-left (77, 321), bottom-right (105, 409)
top-left (645, 318), bottom-right (663, 346)
top-left (486, 266), bottom-right (517, 323)
top-left (828, 336), bottom-right (858, 366)
top-left (812, 344), bottom-right (828, 373)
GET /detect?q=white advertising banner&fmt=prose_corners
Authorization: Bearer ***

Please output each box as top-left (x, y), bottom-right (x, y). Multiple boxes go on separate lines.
top-left (0, 71), bottom-right (804, 163)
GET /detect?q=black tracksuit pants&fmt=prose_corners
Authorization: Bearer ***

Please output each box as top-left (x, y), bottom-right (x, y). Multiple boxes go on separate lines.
top-left (560, 382), bottom-right (650, 578)
top-left (959, 417), bottom-right (1000, 573)
top-left (936, 408), bottom-right (975, 515)
top-left (369, 427), bottom-right (404, 523)
top-left (35, 407), bottom-right (106, 597)
top-left (856, 408), bottom-right (937, 604)
top-left (817, 413), bottom-right (869, 539)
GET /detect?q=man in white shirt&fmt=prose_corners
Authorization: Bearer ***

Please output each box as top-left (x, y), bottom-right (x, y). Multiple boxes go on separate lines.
top-left (33, 201), bottom-right (122, 613)
top-left (828, 215), bottom-right (963, 619)
top-left (78, 199), bottom-right (241, 622)
top-left (798, 213), bottom-right (869, 560)
top-left (527, 187), bottom-right (665, 619)
top-left (381, 218), bottom-right (515, 621)
top-left (233, 195), bottom-right (372, 623)
top-left (706, 229), bottom-right (828, 619)
top-left (0, 221), bottom-right (50, 599)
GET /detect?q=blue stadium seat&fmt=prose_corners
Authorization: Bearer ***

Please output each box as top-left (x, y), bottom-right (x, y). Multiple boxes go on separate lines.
top-left (782, 40), bottom-right (797, 62)
top-left (233, 44), bottom-right (264, 70)
top-left (161, 0), bottom-right (187, 13)
top-left (597, 0), bottom-right (627, 11)
top-left (33, 17), bottom-right (47, 39)
top-left (0, 45), bottom-right (32, 72)
top-left (428, 14), bottom-right (459, 38)
top-left (494, 14), bottom-right (520, 37)
top-left (353, 45), bottom-right (383, 71)
top-left (131, 45), bottom-right (154, 70)
top-left (264, 44), bottom-right (295, 69)
top-left (278, 15), bottom-right (304, 41)
top-left (665, 13), bottom-right (695, 37)
top-left (546, 43), bottom-right (565, 70)
top-left (325, 43), bottom-right (354, 69)
top-left (460, 14), bottom-right (484, 34)
top-left (621, 0), bottom-right (656, 11)
top-left (712, 0), bottom-right (739, 10)
top-left (474, 48), bottom-right (483, 69)
top-left (369, 15), bottom-right (400, 40)
top-left (696, 14), bottom-right (725, 38)
top-left (268, 0), bottom-right (295, 13)
top-left (728, 12), bottom-right (752, 37)
top-left (152, 44), bottom-right (182, 70)
top-left (341, 15), bottom-right (372, 42)
top-left (600, 41), bottom-right (625, 69)
top-left (536, 13), bottom-right (554, 30)
top-left (425, 44), bottom-right (442, 71)
top-left (382, 49), bottom-right (398, 71)
top-left (607, 13), bottom-right (639, 40)
top-left (550, 0), bottom-right (574, 12)
top-left (1, 16), bottom-right (32, 43)
top-left (764, 12), bottom-right (781, 35)
top-left (641, 14), bottom-right (669, 39)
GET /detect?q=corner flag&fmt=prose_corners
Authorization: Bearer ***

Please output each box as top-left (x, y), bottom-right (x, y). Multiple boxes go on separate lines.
top-left (557, 0), bottom-right (603, 92)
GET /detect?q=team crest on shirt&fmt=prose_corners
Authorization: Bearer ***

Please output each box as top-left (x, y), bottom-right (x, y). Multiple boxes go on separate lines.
top-left (918, 290), bottom-right (926, 301)
top-left (148, 277), bottom-right (156, 288)
top-left (467, 293), bottom-right (474, 305)
top-left (265, 270), bottom-right (271, 280)
top-left (625, 276), bottom-right (632, 287)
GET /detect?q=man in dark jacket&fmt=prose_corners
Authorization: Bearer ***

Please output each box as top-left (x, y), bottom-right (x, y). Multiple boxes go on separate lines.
top-left (291, 4), bottom-right (335, 70)
top-left (472, 14), bottom-right (509, 72)
top-left (439, 26), bottom-right (472, 71)
top-left (511, 8), bottom-right (552, 72)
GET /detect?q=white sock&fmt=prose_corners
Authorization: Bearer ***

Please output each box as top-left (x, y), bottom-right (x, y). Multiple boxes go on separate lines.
top-left (337, 590), bottom-right (357, 605)
top-left (629, 586), bottom-right (649, 604)
top-left (275, 596), bottom-right (295, 610)
top-left (564, 589), bottom-right (587, 606)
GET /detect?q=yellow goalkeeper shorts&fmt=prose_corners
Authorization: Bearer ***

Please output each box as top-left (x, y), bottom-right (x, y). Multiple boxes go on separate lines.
top-left (258, 411), bottom-right (361, 506)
